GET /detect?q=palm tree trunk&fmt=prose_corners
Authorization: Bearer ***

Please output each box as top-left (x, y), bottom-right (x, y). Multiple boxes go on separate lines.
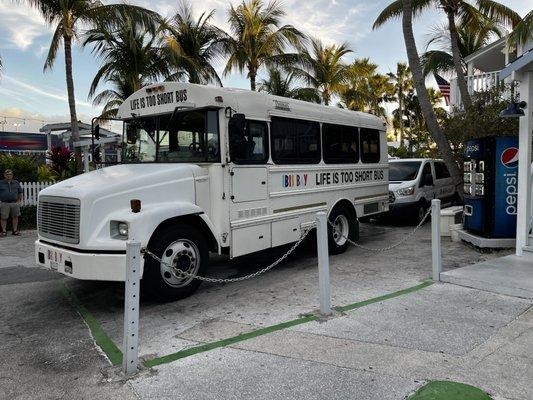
top-left (402, 0), bottom-right (462, 196)
top-left (64, 35), bottom-right (82, 173)
top-left (447, 10), bottom-right (472, 110)
top-left (398, 87), bottom-right (404, 145)
top-left (250, 69), bottom-right (256, 91)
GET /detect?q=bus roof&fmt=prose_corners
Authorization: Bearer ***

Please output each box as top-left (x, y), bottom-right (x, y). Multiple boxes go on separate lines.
top-left (117, 82), bottom-right (386, 130)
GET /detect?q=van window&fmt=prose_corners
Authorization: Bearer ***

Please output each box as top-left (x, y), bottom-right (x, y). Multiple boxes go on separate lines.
top-left (323, 124), bottom-right (359, 164)
top-left (360, 128), bottom-right (380, 163)
top-left (435, 162), bottom-right (451, 179)
top-left (232, 120), bottom-right (269, 164)
top-left (271, 117), bottom-right (320, 164)
top-left (389, 161), bottom-right (422, 181)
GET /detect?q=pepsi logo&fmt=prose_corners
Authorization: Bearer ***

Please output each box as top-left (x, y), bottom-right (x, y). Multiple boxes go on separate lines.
top-left (501, 147), bottom-right (518, 168)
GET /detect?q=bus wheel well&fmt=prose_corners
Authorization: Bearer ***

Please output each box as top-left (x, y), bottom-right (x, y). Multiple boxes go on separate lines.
top-left (148, 214), bottom-right (219, 253)
top-left (331, 199), bottom-right (357, 220)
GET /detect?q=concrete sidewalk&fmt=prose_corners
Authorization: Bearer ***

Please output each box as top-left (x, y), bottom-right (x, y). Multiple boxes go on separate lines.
top-left (441, 252), bottom-right (533, 299)
top-left (130, 283), bottom-right (533, 400)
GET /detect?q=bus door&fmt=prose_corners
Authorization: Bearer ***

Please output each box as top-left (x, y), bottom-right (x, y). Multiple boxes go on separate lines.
top-left (228, 118), bottom-right (271, 257)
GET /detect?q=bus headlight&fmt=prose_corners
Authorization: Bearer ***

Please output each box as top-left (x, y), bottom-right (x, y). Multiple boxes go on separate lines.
top-left (118, 222), bottom-right (129, 237)
top-left (396, 186), bottom-right (415, 196)
top-left (111, 221), bottom-right (129, 239)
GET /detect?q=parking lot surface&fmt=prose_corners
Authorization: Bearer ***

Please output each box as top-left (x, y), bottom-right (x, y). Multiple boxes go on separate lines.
top-left (1, 222), bottom-right (531, 400)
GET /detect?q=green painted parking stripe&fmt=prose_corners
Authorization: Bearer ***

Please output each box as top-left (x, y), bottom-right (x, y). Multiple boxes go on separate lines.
top-left (144, 280), bottom-right (434, 368)
top-left (58, 282), bottom-right (123, 366)
top-left (334, 280), bottom-right (433, 313)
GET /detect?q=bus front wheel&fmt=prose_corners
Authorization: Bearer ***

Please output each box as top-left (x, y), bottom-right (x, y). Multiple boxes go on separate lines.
top-left (143, 224), bottom-right (208, 302)
top-left (328, 205), bottom-right (358, 255)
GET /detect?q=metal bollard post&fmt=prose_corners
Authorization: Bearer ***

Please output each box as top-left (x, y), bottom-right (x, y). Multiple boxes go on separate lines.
top-left (316, 212), bottom-right (332, 316)
top-left (431, 199), bottom-right (442, 282)
top-left (123, 241), bottom-right (141, 375)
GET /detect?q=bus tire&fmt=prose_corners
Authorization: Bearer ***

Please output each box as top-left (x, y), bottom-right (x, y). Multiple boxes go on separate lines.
top-left (328, 205), bottom-right (358, 255)
top-left (143, 224), bottom-right (208, 302)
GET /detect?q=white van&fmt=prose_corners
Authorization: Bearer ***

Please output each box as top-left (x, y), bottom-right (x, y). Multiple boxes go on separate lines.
top-left (388, 158), bottom-right (457, 223)
top-left (35, 83), bottom-right (388, 301)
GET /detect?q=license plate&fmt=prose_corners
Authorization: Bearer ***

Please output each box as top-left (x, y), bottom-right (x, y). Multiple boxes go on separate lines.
top-left (47, 250), bottom-right (63, 270)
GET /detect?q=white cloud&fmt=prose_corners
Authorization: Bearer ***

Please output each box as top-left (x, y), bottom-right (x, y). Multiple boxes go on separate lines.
top-left (0, 1), bottom-right (51, 50)
top-left (4, 75), bottom-right (94, 108)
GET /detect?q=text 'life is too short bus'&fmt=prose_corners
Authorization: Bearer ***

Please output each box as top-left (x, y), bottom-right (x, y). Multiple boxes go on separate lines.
top-left (35, 83), bottom-right (389, 301)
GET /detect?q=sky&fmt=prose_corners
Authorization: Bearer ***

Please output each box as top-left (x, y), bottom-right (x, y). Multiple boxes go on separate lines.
top-left (0, 0), bottom-right (531, 133)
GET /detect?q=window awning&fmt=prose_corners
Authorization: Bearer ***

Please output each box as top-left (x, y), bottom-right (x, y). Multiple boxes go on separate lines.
top-left (500, 48), bottom-right (533, 80)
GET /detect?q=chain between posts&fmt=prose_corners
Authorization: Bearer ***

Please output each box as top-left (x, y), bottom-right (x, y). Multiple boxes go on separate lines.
top-left (328, 208), bottom-right (432, 252)
top-left (142, 228), bottom-right (312, 284)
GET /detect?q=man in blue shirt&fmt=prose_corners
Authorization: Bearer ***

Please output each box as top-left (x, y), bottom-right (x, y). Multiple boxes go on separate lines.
top-left (0, 169), bottom-right (23, 236)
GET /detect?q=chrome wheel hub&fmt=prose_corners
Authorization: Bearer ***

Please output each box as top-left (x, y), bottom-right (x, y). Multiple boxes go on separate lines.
top-left (332, 215), bottom-right (349, 246)
top-left (160, 239), bottom-right (200, 287)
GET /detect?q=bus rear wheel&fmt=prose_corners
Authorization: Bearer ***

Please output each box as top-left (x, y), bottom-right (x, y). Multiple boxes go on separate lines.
top-left (328, 205), bottom-right (358, 255)
top-left (143, 224), bottom-right (208, 302)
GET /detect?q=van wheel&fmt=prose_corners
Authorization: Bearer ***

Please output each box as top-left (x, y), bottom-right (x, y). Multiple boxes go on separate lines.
top-left (143, 224), bottom-right (208, 302)
top-left (328, 205), bottom-right (358, 255)
top-left (415, 201), bottom-right (428, 225)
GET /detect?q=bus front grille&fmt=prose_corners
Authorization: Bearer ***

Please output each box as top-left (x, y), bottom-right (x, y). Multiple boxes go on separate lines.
top-left (38, 196), bottom-right (81, 244)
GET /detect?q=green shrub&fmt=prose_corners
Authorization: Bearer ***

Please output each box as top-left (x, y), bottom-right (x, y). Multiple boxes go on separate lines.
top-left (0, 154), bottom-right (39, 182)
top-left (37, 165), bottom-right (56, 182)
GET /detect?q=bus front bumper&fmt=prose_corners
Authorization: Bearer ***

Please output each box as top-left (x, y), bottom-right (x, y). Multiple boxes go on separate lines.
top-left (35, 240), bottom-right (132, 282)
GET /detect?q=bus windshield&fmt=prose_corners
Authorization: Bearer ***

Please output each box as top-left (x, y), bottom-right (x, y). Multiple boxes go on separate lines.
top-left (123, 109), bottom-right (220, 163)
top-left (389, 161), bottom-right (422, 181)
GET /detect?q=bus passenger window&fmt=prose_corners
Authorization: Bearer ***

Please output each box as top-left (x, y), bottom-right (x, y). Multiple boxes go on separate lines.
top-left (323, 124), bottom-right (358, 164)
top-left (271, 117), bottom-right (320, 164)
top-left (231, 120), bottom-right (268, 163)
top-left (360, 128), bottom-right (380, 163)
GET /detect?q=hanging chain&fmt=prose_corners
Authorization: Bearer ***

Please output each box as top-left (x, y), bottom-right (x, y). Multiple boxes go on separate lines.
top-left (142, 228), bottom-right (312, 284)
top-left (328, 208), bottom-right (432, 252)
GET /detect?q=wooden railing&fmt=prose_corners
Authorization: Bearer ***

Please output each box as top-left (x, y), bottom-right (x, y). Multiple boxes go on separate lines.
top-left (450, 71), bottom-right (502, 109)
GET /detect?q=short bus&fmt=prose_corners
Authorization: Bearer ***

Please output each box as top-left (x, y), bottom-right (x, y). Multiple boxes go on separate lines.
top-left (35, 83), bottom-right (389, 301)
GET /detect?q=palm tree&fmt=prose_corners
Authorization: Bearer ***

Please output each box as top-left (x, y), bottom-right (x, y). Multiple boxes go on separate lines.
top-left (421, 17), bottom-right (504, 77)
top-left (292, 39), bottom-right (352, 105)
top-left (20, 0), bottom-right (160, 172)
top-left (340, 58), bottom-right (394, 117)
top-left (508, 10), bottom-right (533, 49)
top-left (388, 62), bottom-right (413, 144)
top-left (259, 68), bottom-right (320, 102)
top-left (163, 2), bottom-right (226, 85)
top-left (224, 0), bottom-right (305, 91)
top-left (374, 0), bottom-right (520, 110)
top-left (399, 0), bottom-right (463, 191)
top-left (84, 10), bottom-right (169, 118)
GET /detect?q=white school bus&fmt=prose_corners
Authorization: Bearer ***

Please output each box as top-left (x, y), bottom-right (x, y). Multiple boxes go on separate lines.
top-left (35, 83), bottom-right (389, 301)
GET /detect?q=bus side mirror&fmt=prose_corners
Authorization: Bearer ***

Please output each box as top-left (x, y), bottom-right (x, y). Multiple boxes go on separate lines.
top-left (228, 113), bottom-right (246, 160)
top-left (126, 125), bottom-right (138, 144)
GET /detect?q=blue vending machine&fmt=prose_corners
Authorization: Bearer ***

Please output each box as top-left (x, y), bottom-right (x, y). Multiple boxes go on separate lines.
top-left (463, 136), bottom-right (518, 238)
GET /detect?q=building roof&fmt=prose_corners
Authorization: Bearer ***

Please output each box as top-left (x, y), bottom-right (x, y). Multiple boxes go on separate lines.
top-left (39, 122), bottom-right (118, 138)
top-left (117, 82), bottom-right (386, 130)
top-left (464, 37), bottom-right (514, 73)
top-left (500, 47), bottom-right (533, 79)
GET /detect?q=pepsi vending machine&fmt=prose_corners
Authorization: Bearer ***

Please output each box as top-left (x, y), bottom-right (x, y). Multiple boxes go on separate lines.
top-left (463, 136), bottom-right (518, 238)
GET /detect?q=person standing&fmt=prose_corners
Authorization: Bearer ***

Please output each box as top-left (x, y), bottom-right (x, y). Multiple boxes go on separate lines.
top-left (0, 169), bottom-right (23, 236)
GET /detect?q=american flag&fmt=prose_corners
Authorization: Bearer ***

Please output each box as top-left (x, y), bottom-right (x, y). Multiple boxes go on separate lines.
top-left (434, 74), bottom-right (450, 106)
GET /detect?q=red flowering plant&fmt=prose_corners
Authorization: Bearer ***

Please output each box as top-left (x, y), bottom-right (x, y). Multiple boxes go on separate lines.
top-left (47, 145), bottom-right (76, 180)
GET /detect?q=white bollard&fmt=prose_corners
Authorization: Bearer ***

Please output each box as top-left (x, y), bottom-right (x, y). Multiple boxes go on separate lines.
top-left (123, 241), bottom-right (141, 375)
top-left (316, 212), bottom-right (332, 316)
top-left (431, 199), bottom-right (442, 282)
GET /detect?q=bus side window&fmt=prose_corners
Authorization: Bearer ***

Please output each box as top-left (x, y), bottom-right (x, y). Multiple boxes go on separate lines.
top-left (271, 117), bottom-right (320, 164)
top-left (323, 124), bottom-right (359, 164)
top-left (231, 120), bottom-right (269, 164)
top-left (360, 128), bottom-right (380, 163)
